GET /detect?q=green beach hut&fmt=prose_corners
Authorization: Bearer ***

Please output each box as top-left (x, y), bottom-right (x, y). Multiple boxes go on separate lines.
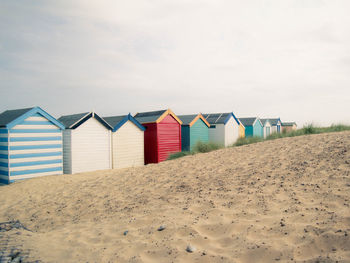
top-left (178, 114), bottom-right (210, 151)
top-left (238, 117), bottom-right (264, 138)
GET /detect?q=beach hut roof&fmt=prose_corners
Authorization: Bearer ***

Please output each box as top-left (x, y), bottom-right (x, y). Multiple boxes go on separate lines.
top-left (135, 109), bottom-right (182, 124)
top-left (103, 114), bottom-right (145, 132)
top-left (282, 122), bottom-right (296, 126)
top-left (267, 118), bottom-right (282, 126)
top-left (0, 106), bottom-right (64, 129)
top-left (59, 112), bottom-right (112, 130)
top-left (239, 117), bottom-right (263, 127)
top-left (260, 118), bottom-right (271, 125)
top-left (178, 114), bottom-right (210, 127)
top-left (202, 112), bottom-right (240, 125)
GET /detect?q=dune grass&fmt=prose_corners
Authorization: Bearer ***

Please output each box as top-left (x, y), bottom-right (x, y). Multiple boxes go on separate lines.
top-left (168, 124), bottom-right (350, 160)
top-left (235, 124), bottom-right (350, 146)
top-left (167, 141), bottom-right (222, 160)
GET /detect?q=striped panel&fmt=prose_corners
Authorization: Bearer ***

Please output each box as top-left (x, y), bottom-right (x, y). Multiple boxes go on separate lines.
top-left (9, 140), bottom-right (61, 146)
top-left (25, 116), bottom-right (50, 122)
top-left (10, 136), bottom-right (62, 142)
top-left (11, 166), bottom-right (62, 176)
top-left (9, 132), bottom-right (61, 138)
top-left (10, 155), bottom-right (61, 163)
top-left (10, 129), bottom-right (61, 133)
top-left (9, 169), bottom-right (62, 181)
top-left (10, 159), bottom-right (62, 168)
top-left (10, 151), bottom-right (62, 159)
top-left (12, 125), bottom-right (59, 130)
top-left (10, 163), bottom-right (62, 172)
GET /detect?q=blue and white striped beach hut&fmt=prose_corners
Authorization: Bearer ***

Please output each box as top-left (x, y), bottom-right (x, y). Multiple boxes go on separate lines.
top-left (0, 107), bottom-right (65, 184)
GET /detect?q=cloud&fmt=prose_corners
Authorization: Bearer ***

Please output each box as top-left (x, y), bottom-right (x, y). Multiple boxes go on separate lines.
top-left (0, 0), bottom-right (349, 125)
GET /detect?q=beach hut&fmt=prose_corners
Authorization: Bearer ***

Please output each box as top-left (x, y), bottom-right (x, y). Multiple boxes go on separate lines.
top-left (239, 117), bottom-right (264, 138)
top-left (238, 119), bottom-right (245, 138)
top-left (178, 114), bottom-right (210, 151)
top-left (260, 119), bottom-right (272, 138)
top-left (203, 112), bottom-right (240, 147)
top-left (58, 112), bottom-right (112, 174)
top-left (134, 109), bottom-right (182, 164)
top-left (103, 114), bottom-right (145, 169)
top-left (268, 118), bottom-right (282, 134)
top-left (0, 107), bottom-right (65, 184)
top-left (282, 122), bottom-right (297, 133)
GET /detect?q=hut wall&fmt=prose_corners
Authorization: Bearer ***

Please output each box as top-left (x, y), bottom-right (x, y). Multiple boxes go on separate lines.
top-left (253, 121), bottom-right (264, 138)
top-left (225, 116), bottom-right (239, 146)
top-left (208, 124), bottom-right (225, 146)
top-left (0, 128), bottom-right (9, 184)
top-left (112, 120), bottom-right (144, 169)
top-left (6, 114), bottom-right (63, 182)
top-left (181, 125), bottom-right (190, 151)
top-left (189, 118), bottom-right (209, 151)
top-left (70, 117), bottom-right (111, 174)
top-left (157, 115), bottom-right (181, 162)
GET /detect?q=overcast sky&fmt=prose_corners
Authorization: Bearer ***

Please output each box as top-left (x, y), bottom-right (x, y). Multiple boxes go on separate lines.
top-left (1, 0), bottom-right (349, 126)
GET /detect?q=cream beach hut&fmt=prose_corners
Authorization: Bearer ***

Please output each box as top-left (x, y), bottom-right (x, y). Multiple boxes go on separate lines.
top-left (59, 112), bottom-right (112, 174)
top-left (203, 112), bottom-right (240, 147)
top-left (260, 119), bottom-right (272, 138)
top-left (103, 114), bottom-right (145, 169)
top-left (0, 107), bottom-right (64, 184)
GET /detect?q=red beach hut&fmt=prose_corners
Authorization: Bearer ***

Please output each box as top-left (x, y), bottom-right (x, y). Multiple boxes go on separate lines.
top-left (134, 109), bottom-right (182, 164)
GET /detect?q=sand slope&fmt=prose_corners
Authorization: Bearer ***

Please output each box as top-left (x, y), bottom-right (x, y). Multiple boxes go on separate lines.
top-left (0, 131), bottom-right (350, 262)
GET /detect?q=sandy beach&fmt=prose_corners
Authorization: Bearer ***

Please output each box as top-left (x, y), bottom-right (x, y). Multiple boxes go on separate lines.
top-left (0, 131), bottom-right (349, 262)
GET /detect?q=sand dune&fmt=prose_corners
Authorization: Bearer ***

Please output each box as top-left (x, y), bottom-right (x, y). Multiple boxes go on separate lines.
top-left (1, 131), bottom-right (350, 262)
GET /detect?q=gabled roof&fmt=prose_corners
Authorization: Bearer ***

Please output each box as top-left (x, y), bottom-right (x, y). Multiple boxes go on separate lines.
top-left (58, 112), bottom-right (112, 130)
top-left (178, 114), bottom-right (210, 127)
top-left (267, 118), bottom-right (282, 126)
top-left (260, 118), bottom-right (271, 126)
top-left (0, 106), bottom-right (65, 129)
top-left (282, 122), bottom-right (297, 126)
top-left (134, 109), bottom-right (182, 124)
top-left (238, 117), bottom-right (263, 127)
top-left (103, 114), bottom-right (145, 132)
top-left (202, 112), bottom-right (240, 125)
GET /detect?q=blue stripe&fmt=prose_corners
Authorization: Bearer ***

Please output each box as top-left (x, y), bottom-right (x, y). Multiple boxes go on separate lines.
top-left (0, 162), bottom-right (8, 167)
top-left (0, 146), bottom-right (8, 150)
top-left (0, 177), bottom-right (9, 184)
top-left (10, 159), bottom-right (62, 167)
top-left (10, 136), bottom-right (62, 142)
top-left (0, 170), bottom-right (9, 176)
top-left (0, 129), bottom-right (8, 134)
top-left (0, 138), bottom-right (8, 142)
top-left (10, 129), bottom-right (61, 133)
top-left (10, 152), bottom-right (62, 159)
top-left (0, 154), bottom-right (8, 159)
top-left (10, 144), bottom-right (62, 150)
top-left (20, 121), bottom-right (53, 125)
top-left (11, 166), bottom-right (62, 176)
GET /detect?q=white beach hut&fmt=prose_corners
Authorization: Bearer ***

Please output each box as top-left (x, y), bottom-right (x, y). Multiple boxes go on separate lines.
top-left (203, 112), bottom-right (240, 147)
top-left (103, 114), bottom-right (145, 169)
top-left (59, 112), bottom-right (112, 174)
top-left (0, 107), bottom-right (65, 184)
top-left (260, 119), bottom-right (272, 138)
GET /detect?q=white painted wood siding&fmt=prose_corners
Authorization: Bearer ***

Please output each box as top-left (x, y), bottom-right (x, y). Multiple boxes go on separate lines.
top-left (224, 116), bottom-right (239, 146)
top-left (208, 124), bottom-right (225, 146)
top-left (112, 120), bottom-right (144, 169)
top-left (263, 122), bottom-right (272, 138)
top-left (62, 129), bottom-right (72, 174)
top-left (70, 117), bottom-right (111, 174)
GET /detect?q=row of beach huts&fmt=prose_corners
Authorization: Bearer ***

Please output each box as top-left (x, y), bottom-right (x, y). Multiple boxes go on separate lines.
top-left (0, 107), bottom-right (297, 184)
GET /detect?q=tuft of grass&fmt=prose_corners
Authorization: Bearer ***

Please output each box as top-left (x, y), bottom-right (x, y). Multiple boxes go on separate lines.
top-left (167, 151), bottom-right (193, 160)
top-left (193, 141), bottom-right (222, 153)
top-left (168, 124), bottom-right (350, 160)
top-left (234, 136), bottom-right (264, 146)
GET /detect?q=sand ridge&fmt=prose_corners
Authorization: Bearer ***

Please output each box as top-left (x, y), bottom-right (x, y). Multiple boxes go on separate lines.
top-left (0, 131), bottom-right (349, 262)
